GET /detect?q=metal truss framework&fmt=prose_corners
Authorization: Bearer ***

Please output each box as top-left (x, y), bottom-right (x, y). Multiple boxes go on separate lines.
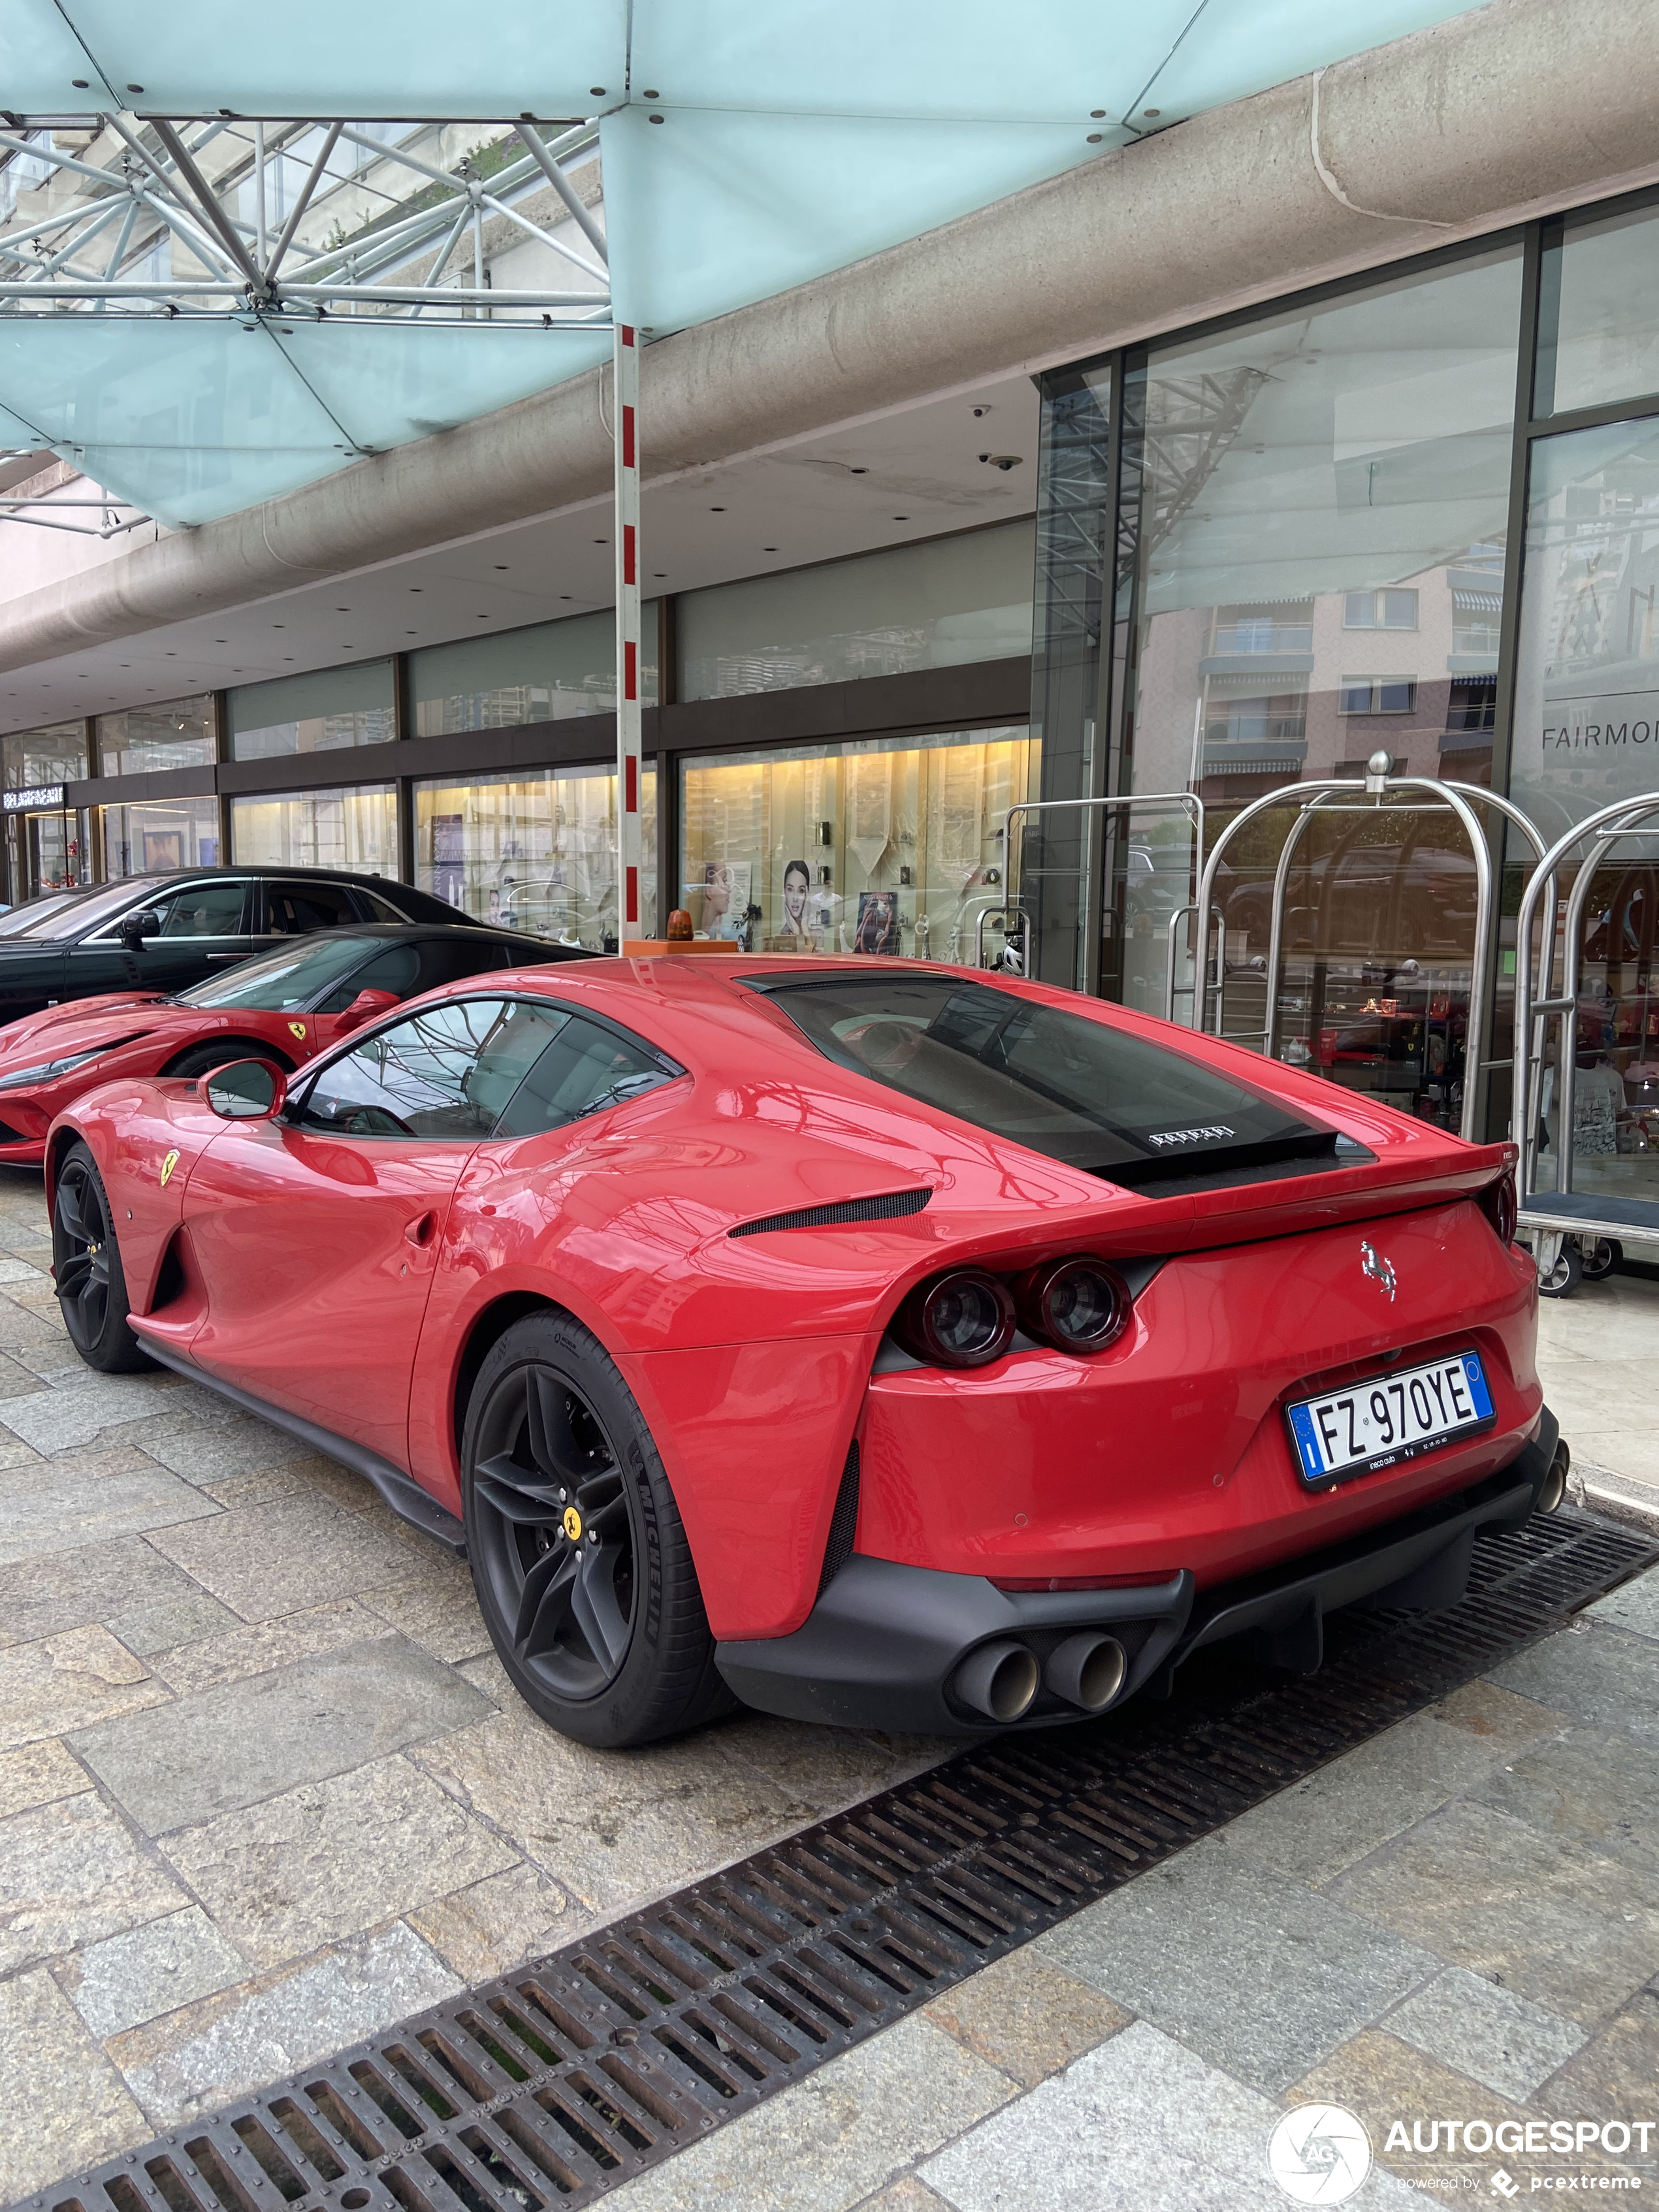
top-left (0, 111), bottom-right (610, 322)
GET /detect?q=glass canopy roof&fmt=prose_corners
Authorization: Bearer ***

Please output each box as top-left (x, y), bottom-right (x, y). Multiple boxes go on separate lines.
top-left (0, 0), bottom-right (1492, 532)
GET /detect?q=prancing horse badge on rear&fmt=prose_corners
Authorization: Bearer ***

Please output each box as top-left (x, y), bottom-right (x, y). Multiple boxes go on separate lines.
top-left (1359, 1239), bottom-right (1396, 1299)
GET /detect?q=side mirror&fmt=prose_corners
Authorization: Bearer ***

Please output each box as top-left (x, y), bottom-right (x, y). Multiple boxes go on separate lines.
top-left (197, 1058), bottom-right (287, 1121)
top-left (118, 909), bottom-right (162, 950)
top-left (334, 987), bottom-right (400, 1034)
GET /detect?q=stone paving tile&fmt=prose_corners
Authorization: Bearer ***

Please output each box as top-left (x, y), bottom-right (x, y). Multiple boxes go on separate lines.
top-left (0, 1351), bottom-right (52, 1403)
top-left (406, 1860), bottom-right (585, 1979)
top-left (714, 1713), bottom-right (954, 1819)
top-left (360, 1563), bottom-right (494, 1665)
top-left (115, 1407), bottom-right (321, 1486)
top-left (144, 1490), bottom-right (429, 1620)
top-left (1329, 1799), bottom-right (1659, 2027)
top-left (600, 2015), bottom-right (1014, 2212)
top-left (1289, 2027), bottom-right (1642, 2186)
top-left (149, 1595), bottom-right (396, 1695)
top-left (1585, 1564), bottom-right (1659, 1643)
top-left (1223, 1710), bottom-right (1538, 1886)
top-left (1430, 1677), bottom-right (1568, 1748)
top-left (0, 1624), bottom-right (169, 1750)
top-left (108, 1921), bottom-right (462, 2129)
top-left (1037, 1835), bottom-right (1440, 2093)
top-left (0, 1737), bottom-right (91, 1818)
top-left (922, 2019), bottom-right (1432, 2212)
top-left (108, 1591), bottom-right (242, 1658)
top-left (854, 2183), bottom-right (951, 2212)
top-left (201, 1464), bottom-right (314, 1509)
top-left (59, 1904), bottom-right (250, 2040)
top-left (0, 1370), bottom-right (192, 1456)
top-left (0, 1531), bottom-right (204, 1644)
top-left (1533, 1982), bottom-right (1659, 2141)
top-left (0, 1788), bottom-right (186, 1973)
top-left (1383, 1965), bottom-right (1588, 2101)
top-left (0, 1452), bottom-right (219, 1569)
top-left (1489, 1622), bottom-right (1659, 1742)
top-left (1470, 1723), bottom-right (1659, 1880)
top-left (0, 1253), bottom-right (48, 1285)
top-left (922, 1949), bottom-right (1131, 2091)
top-left (411, 1703), bottom-right (814, 1916)
top-left (164, 1753), bottom-right (519, 1968)
top-left (71, 1632), bottom-right (492, 1834)
top-left (0, 1968), bottom-right (150, 2200)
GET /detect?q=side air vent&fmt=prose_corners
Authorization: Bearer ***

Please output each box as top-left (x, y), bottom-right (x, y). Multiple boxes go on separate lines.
top-left (817, 1441), bottom-right (861, 1595)
top-left (730, 1188), bottom-right (931, 1238)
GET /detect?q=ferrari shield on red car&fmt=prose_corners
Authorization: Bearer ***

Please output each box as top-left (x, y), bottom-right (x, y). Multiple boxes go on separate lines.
top-left (42, 954), bottom-right (1558, 1750)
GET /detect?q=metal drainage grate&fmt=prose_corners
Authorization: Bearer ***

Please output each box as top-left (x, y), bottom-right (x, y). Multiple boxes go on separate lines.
top-left (29, 1506), bottom-right (1656, 2212)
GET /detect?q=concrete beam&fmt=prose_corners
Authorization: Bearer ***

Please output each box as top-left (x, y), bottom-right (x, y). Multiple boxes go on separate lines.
top-left (4, 0), bottom-right (1658, 677)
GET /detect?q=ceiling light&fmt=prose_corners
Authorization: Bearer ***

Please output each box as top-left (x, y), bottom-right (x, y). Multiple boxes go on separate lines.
top-left (494, 564), bottom-right (509, 571)
top-left (850, 467), bottom-right (868, 475)
top-left (892, 515), bottom-right (910, 521)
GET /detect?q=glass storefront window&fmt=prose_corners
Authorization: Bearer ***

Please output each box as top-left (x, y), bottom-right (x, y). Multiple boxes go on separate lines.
top-left (102, 798), bottom-right (221, 876)
top-left (411, 609), bottom-right (659, 735)
top-left (229, 663), bottom-right (395, 761)
top-left (230, 785), bottom-right (397, 874)
top-left (413, 766), bottom-right (657, 950)
top-left (3, 720), bottom-right (88, 792)
top-left (1538, 203), bottom-right (1659, 419)
top-left (679, 728), bottom-right (1039, 962)
top-left (679, 523), bottom-right (1035, 701)
top-left (95, 696), bottom-right (214, 777)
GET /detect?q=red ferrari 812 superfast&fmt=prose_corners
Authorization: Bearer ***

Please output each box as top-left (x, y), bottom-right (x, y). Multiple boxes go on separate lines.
top-left (44, 954), bottom-right (1562, 1748)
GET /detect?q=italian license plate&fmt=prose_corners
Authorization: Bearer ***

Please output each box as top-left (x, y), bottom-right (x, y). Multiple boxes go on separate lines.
top-left (1285, 1351), bottom-right (1494, 1486)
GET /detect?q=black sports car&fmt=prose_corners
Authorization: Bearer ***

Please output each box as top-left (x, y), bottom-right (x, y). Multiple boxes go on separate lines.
top-left (0, 867), bottom-right (479, 1024)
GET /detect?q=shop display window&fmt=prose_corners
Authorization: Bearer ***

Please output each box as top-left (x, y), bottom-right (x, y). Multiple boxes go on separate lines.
top-left (678, 522), bottom-right (1034, 701)
top-left (230, 785), bottom-right (396, 874)
top-left (677, 727), bottom-right (1038, 963)
top-left (229, 663), bottom-right (394, 761)
top-left (95, 696), bottom-right (214, 777)
top-left (1537, 202), bottom-right (1659, 419)
top-left (411, 610), bottom-right (658, 735)
top-left (3, 720), bottom-right (88, 792)
top-left (413, 766), bottom-right (656, 950)
top-left (101, 798), bottom-right (221, 876)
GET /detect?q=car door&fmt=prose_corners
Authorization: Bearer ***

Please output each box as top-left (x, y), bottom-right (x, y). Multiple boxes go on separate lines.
top-left (179, 994), bottom-right (570, 1463)
top-left (74, 878), bottom-right (257, 998)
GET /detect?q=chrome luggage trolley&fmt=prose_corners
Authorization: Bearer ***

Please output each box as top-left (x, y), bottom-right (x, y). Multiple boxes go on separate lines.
top-left (1513, 793), bottom-right (1659, 1296)
top-left (1191, 751), bottom-right (1546, 1142)
top-left (1002, 791), bottom-right (1206, 1010)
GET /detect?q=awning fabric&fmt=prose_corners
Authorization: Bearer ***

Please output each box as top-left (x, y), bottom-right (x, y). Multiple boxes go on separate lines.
top-left (0, 0), bottom-right (1496, 529)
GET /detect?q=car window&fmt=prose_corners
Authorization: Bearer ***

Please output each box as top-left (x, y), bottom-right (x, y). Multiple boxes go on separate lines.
top-left (180, 933), bottom-right (385, 1010)
top-left (411, 937), bottom-right (522, 991)
top-left (264, 880), bottom-right (359, 935)
top-left (312, 942), bottom-right (423, 1013)
top-left (494, 1016), bottom-right (679, 1139)
top-left (293, 997), bottom-right (568, 1140)
top-left (150, 880), bottom-right (251, 937)
top-left (754, 972), bottom-right (1332, 1187)
top-left (359, 889), bottom-right (412, 923)
top-left (45, 881), bottom-right (173, 942)
top-left (0, 890), bottom-right (84, 937)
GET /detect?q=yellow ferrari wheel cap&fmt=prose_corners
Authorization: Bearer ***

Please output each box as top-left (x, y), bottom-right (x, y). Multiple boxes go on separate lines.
top-left (562, 1505), bottom-right (583, 1542)
top-left (159, 1149), bottom-right (180, 1188)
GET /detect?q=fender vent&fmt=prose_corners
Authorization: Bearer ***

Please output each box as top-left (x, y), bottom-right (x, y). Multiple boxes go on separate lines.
top-left (0, 1119), bottom-right (22, 1145)
top-left (730, 1189), bottom-right (931, 1238)
top-left (817, 1441), bottom-right (861, 1595)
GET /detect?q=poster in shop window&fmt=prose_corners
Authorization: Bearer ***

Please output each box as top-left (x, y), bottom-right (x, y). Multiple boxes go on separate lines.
top-left (854, 890), bottom-right (901, 955)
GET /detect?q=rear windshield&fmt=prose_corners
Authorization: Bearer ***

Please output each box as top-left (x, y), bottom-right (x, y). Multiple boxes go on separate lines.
top-left (755, 972), bottom-right (1338, 1189)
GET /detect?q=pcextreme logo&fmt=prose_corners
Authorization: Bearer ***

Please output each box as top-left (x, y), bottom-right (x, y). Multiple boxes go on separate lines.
top-left (159, 1149), bottom-right (180, 1188)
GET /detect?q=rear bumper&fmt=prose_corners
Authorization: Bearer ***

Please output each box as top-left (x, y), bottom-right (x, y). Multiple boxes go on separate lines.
top-left (715, 1408), bottom-right (1560, 1734)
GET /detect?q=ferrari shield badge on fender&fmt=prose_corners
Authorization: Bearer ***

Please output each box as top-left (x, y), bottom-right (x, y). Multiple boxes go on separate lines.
top-left (288, 1022), bottom-right (306, 1039)
top-left (159, 1149), bottom-right (180, 1188)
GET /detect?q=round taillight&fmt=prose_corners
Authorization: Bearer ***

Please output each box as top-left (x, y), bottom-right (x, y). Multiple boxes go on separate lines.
top-left (895, 1267), bottom-right (1016, 1368)
top-left (1482, 1169), bottom-right (1519, 1248)
top-left (1016, 1256), bottom-right (1131, 1354)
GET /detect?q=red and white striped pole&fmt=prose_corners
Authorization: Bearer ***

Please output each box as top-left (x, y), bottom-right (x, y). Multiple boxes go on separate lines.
top-left (613, 322), bottom-right (641, 945)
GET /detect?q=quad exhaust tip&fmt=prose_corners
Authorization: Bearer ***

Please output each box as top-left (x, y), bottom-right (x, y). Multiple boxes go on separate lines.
top-left (1046, 1631), bottom-right (1128, 1712)
top-left (1539, 1441), bottom-right (1571, 1515)
top-left (952, 1638), bottom-right (1040, 1722)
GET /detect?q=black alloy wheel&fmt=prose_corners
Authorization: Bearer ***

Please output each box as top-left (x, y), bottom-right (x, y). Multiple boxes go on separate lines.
top-left (462, 1311), bottom-right (733, 1748)
top-left (52, 1141), bottom-right (153, 1372)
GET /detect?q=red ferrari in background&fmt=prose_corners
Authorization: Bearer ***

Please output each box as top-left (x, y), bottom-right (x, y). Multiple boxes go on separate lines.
top-left (0, 923), bottom-right (587, 1166)
top-left (45, 954), bottom-right (1561, 1750)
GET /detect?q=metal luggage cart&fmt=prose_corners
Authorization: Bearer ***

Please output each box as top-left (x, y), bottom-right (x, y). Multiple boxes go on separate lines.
top-left (1513, 793), bottom-right (1659, 1296)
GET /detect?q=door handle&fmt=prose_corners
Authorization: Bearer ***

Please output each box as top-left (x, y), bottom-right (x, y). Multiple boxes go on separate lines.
top-left (404, 1210), bottom-right (438, 1247)
top-left (204, 950), bottom-right (244, 961)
